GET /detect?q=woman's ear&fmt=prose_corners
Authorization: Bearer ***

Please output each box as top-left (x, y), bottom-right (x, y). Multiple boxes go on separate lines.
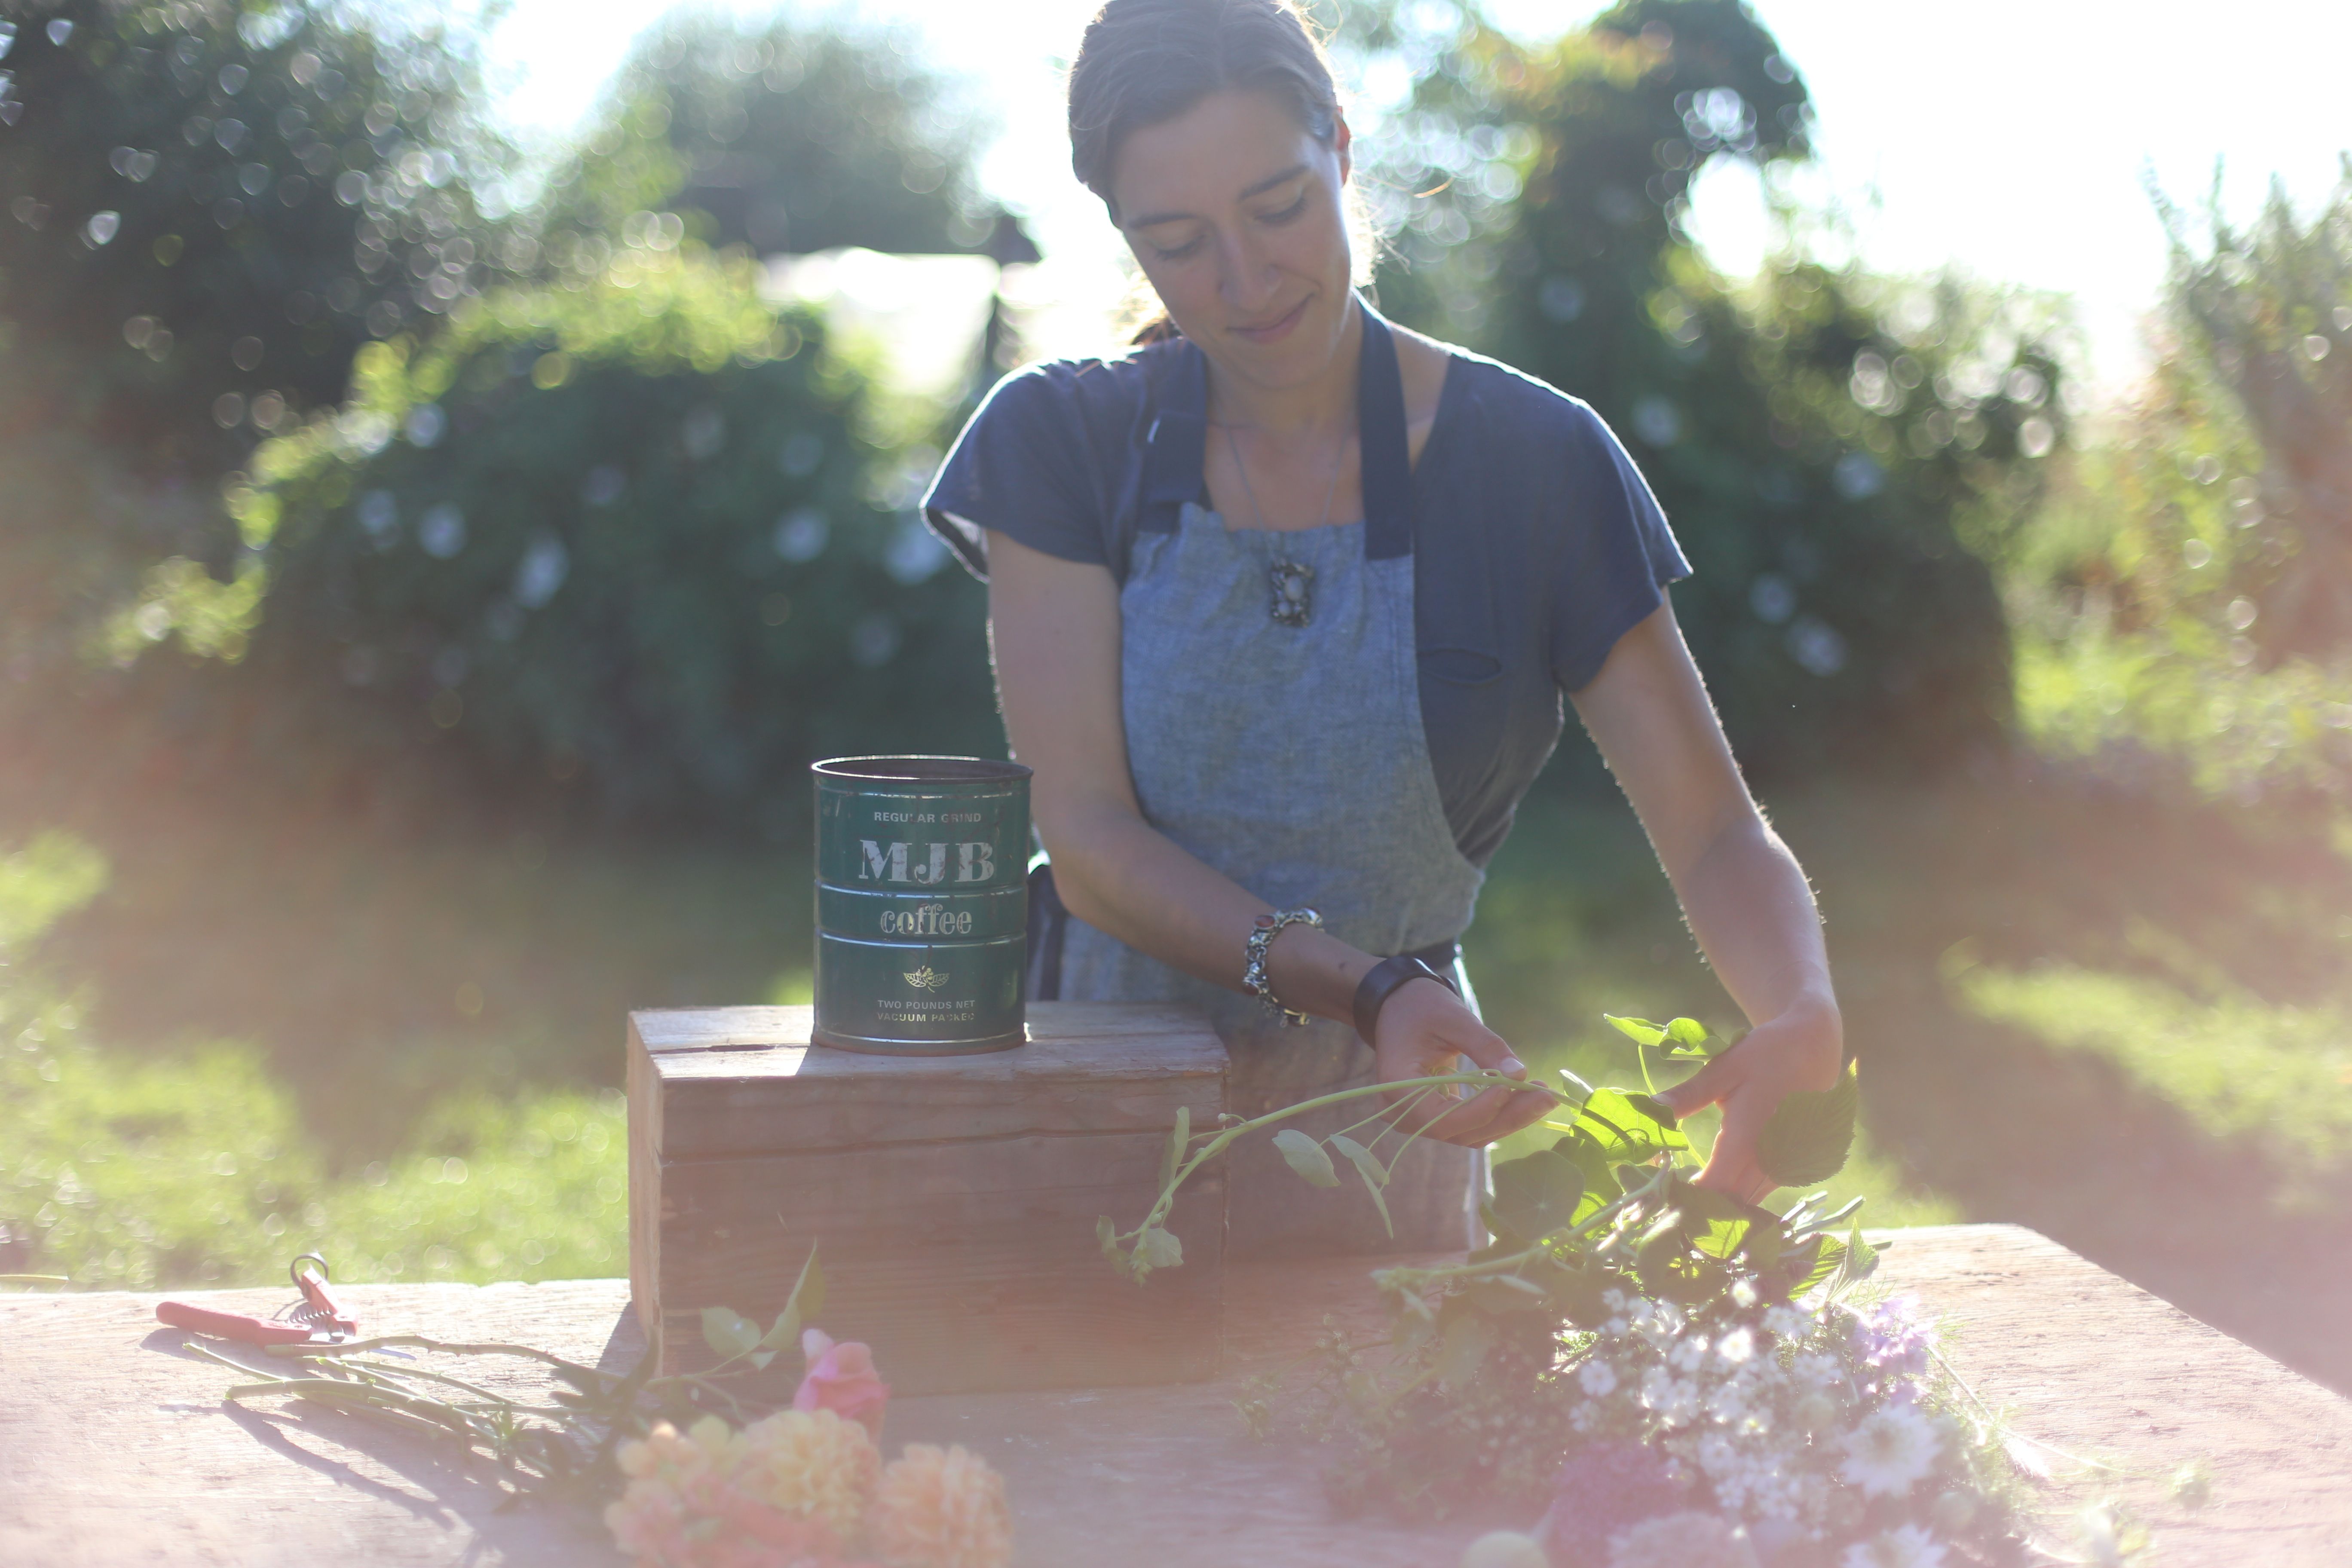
top-left (1334, 112), bottom-right (1353, 183)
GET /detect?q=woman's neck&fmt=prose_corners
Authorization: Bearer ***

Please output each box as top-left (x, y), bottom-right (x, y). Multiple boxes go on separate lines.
top-left (1202, 294), bottom-right (1363, 444)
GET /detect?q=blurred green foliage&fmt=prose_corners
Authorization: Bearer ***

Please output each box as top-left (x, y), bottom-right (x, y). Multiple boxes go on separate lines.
top-left (231, 249), bottom-right (993, 825)
top-left (0, 0), bottom-right (521, 671)
top-left (0, 831), bottom-right (628, 1288)
top-left (1363, 0), bottom-right (2067, 775)
top-left (2009, 169), bottom-right (2352, 803)
top-left (539, 11), bottom-right (996, 261)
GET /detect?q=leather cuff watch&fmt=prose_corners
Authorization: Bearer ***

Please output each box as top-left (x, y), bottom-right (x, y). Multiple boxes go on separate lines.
top-left (1351, 955), bottom-right (1459, 1047)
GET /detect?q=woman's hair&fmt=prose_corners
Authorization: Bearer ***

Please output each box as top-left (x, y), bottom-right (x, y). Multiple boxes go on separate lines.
top-left (1067, 0), bottom-right (1372, 344)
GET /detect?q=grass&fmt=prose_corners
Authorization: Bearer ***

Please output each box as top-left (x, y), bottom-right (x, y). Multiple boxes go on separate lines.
top-left (1951, 957), bottom-right (2352, 1188)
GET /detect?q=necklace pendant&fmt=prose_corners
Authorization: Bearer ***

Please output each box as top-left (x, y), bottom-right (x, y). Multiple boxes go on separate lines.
top-left (1269, 558), bottom-right (1314, 627)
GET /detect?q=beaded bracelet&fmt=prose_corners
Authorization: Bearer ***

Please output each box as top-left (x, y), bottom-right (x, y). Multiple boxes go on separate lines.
top-left (1243, 907), bottom-right (1323, 1026)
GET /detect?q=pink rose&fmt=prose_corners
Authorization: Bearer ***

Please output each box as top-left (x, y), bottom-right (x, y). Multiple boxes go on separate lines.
top-left (793, 1328), bottom-right (890, 1439)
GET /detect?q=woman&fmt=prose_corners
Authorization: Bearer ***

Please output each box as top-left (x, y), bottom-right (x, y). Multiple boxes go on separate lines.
top-left (923, 0), bottom-right (1841, 1257)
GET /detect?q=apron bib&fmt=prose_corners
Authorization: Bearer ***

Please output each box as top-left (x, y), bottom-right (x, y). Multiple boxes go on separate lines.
top-left (1057, 309), bottom-right (1488, 1258)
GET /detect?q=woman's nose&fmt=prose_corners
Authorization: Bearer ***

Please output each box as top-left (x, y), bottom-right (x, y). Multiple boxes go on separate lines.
top-left (1216, 232), bottom-right (1280, 314)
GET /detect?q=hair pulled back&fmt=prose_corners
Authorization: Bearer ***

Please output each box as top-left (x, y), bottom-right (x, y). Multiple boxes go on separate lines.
top-left (1070, 2), bottom-right (1352, 341)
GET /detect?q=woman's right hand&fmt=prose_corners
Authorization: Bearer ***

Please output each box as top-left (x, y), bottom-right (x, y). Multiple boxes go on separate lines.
top-left (1371, 980), bottom-right (1556, 1147)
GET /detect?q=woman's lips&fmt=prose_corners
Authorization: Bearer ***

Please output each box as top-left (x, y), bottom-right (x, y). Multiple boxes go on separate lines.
top-left (1232, 296), bottom-right (1309, 345)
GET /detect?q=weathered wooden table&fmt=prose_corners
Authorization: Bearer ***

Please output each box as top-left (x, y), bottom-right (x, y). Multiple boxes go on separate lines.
top-left (3, 1225), bottom-right (2347, 1567)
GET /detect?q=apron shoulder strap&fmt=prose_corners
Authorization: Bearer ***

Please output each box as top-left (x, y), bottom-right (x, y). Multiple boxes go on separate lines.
top-left (1357, 307), bottom-right (1415, 561)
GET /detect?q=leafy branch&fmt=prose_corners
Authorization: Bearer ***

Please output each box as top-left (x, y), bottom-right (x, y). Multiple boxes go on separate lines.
top-left (187, 1246), bottom-right (832, 1503)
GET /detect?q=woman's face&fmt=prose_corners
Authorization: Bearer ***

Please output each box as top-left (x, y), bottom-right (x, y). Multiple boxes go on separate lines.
top-left (1109, 88), bottom-right (1355, 392)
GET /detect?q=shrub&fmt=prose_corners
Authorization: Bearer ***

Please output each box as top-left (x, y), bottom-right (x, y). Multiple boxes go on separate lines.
top-left (236, 247), bottom-right (996, 827)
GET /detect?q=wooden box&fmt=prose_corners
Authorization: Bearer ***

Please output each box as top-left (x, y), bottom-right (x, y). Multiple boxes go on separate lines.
top-left (628, 1001), bottom-right (1229, 1396)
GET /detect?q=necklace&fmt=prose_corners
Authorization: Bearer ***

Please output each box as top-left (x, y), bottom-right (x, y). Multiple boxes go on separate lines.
top-left (1222, 421), bottom-right (1345, 628)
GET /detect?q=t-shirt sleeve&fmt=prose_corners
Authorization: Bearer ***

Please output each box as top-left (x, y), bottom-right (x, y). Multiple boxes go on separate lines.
top-left (1549, 401), bottom-right (1693, 692)
top-left (922, 366), bottom-right (1110, 581)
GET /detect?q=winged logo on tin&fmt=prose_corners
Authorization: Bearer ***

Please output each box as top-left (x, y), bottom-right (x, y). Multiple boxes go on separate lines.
top-left (902, 965), bottom-right (948, 992)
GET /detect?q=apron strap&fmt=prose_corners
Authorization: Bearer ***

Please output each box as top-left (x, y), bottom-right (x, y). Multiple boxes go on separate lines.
top-left (1356, 308), bottom-right (1415, 561)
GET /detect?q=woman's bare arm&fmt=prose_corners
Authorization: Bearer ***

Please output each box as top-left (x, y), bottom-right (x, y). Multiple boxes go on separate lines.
top-left (1568, 598), bottom-right (1845, 1201)
top-left (986, 528), bottom-right (1551, 1145)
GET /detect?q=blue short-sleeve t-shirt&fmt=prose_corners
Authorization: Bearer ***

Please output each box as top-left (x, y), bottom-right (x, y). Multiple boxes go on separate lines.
top-left (924, 335), bottom-right (1690, 868)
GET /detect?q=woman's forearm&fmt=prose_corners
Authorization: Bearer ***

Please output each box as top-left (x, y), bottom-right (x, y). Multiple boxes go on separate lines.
top-left (1668, 811), bottom-right (1840, 1036)
top-left (1043, 801), bottom-right (1378, 1023)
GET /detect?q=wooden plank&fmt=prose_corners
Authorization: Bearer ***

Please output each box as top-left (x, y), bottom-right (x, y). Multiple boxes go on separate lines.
top-left (634, 1002), bottom-right (1226, 1159)
top-left (4, 1227), bottom-right (2349, 1566)
top-left (1868, 1223), bottom-right (2352, 1566)
top-left (653, 1134), bottom-right (1226, 1393)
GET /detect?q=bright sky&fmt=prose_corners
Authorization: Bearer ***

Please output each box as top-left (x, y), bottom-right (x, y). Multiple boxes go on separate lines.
top-left (478, 0), bottom-right (2352, 396)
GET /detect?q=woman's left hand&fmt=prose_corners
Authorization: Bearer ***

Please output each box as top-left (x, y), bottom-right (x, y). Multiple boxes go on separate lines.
top-left (1653, 995), bottom-right (1844, 1205)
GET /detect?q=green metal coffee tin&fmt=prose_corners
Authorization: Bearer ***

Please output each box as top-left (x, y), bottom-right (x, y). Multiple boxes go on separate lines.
top-left (812, 756), bottom-right (1031, 1054)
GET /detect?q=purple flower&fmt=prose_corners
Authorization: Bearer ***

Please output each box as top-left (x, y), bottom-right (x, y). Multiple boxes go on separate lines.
top-left (1847, 1295), bottom-right (1932, 1376)
top-left (1539, 1442), bottom-right (1686, 1567)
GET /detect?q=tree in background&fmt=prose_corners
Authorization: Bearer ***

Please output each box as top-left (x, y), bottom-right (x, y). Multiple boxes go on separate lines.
top-left (0, 0), bottom-right (521, 673)
top-left (1357, 0), bottom-right (2067, 775)
top-left (536, 12), bottom-right (1002, 262)
top-left (2008, 170), bottom-right (2352, 804)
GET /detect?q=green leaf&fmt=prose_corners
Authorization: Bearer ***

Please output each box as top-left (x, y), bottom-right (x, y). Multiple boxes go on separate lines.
top-left (1792, 1234), bottom-right (1844, 1295)
top-left (758, 1243), bottom-right (824, 1353)
top-left (1272, 1128), bottom-right (1341, 1188)
top-left (1489, 1145), bottom-right (1586, 1244)
top-left (1159, 1105), bottom-right (1190, 1194)
top-left (1329, 1134), bottom-right (1393, 1239)
top-left (700, 1306), bottom-right (761, 1360)
top-left (1433, 1311), bottom-right (1495, 1390)
top-left (1096, 1214), bottom-right (1120, 1264)
top-left (1826, 1220), bottom-right (1879, 1297)
top-left (1665, 1017), bottom-right (1712, 1054)
top-left (1625, 1091), bottom-right (1679, 1130)
top-left (1604, 1014), bottom-right (1667, 1048)
top-left (1755, 1059), bottom-right (1861, 1186)
top-left (1137, 1226), bottom-right (1183, 1269)
top-left (1635, 1228), bottom-right (1727, 1305)
top-left (1574, 1088), bottom-right (1691, 1159)
top-left (749, 1349), bottom-right (776, 1371)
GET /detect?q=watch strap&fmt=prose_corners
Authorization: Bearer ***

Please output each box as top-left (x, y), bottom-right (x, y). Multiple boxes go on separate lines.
top-left (1351, 954), bottom-right (1459, 1046)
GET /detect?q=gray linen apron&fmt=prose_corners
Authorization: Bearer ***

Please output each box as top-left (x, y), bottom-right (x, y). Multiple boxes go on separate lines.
top-left (1057, 309), bottom-right (1488, 1259)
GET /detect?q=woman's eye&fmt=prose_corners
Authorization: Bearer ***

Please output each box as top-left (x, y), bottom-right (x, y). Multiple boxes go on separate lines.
top-left (1258, 195), bottom-right (1309, 225)
top-left (1152, 237), bottom-right (1204, 261)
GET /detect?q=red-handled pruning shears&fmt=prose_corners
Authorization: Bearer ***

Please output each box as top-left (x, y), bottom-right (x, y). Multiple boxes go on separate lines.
top-left (288, 1253), bottom-right (358, 1332)
top-left (157, 1254), bottom-right (359, 1348)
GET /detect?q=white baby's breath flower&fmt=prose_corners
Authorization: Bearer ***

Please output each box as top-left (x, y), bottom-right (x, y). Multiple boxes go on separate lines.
top-left (1693, 1432), bottom-right (1741, 1477)
top-left (1639, 1367), bottom-right (1702, 1427)
top-left (1578, 1358), bottom-right (1620, 1396)
top-left (1602, 1315), bottom-right (1629, 1339)
top-left (1794, 1351), bottom-right (1843, 1386)
top-left (1764, 1305), bottom-right (1811, 1340)
top-left (1704, 1380), bottom-right (1752, 1425)
top-left (1670, 1334), bottom-right (1709, 1373)
top-left (1841, 1522), bottom-right (1948, 1568)
top-left (1730, 1277), bottom-right (1760, 1308)
top-left (1717, 1326), bottom-right (1757, 1364)
top-left (1840, 1404), bottom-right (1942, 1498)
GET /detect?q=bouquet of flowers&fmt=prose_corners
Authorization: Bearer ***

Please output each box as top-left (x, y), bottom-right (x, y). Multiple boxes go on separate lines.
top-left (1101, 1014), bottom-right (2034, 1568)
top-left (605, 1331), bottom-right (1012, 1568)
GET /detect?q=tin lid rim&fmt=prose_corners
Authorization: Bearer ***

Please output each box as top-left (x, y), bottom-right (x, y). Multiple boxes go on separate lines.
top-left (813, 754), bottom-right (1033, 785)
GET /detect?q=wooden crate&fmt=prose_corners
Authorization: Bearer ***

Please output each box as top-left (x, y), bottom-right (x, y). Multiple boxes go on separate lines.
top-left (628, 1001), bottom-right (1229, 1396)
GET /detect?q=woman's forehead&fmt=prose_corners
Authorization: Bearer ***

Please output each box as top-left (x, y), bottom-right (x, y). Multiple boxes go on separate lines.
top-left (1110, 89), bottom-right (1328, 224)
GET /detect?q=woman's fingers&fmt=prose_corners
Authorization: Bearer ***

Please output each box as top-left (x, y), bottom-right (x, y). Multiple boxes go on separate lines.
top-left (1652, 1046), bottom-right (1743, 1123)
